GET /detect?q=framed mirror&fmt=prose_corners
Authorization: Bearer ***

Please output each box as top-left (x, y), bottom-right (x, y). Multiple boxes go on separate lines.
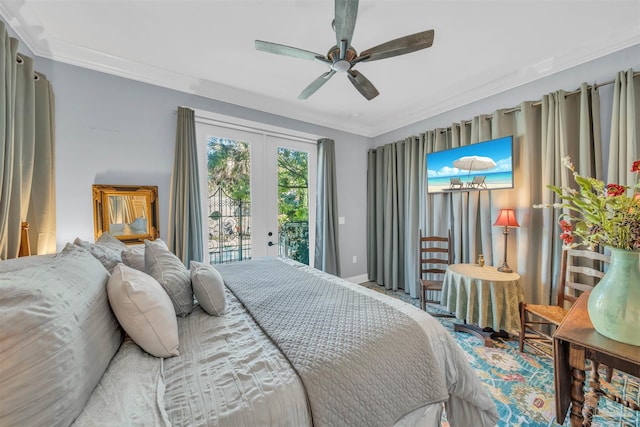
top-left (92, 185), bottom-right (159, 244)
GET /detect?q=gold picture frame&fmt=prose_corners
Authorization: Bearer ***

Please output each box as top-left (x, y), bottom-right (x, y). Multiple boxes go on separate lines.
top-left (92, 184), bottom-right (159, 244)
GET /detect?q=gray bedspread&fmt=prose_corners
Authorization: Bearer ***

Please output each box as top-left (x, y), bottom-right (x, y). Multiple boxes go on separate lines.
top-left (217, 258), bottom-right (448, 427)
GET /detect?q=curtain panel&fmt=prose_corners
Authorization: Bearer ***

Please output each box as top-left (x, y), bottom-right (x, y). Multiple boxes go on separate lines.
top-left (367, 80), bottom-right (607, 307)
top-left (168, 106), bottom-right (204, 266)
top-left (608, 69), bottom-right (638, 187)
top-left (0, 21), bottom-right (55, 259)
top-left (315, 138), bottom-right (341, 276)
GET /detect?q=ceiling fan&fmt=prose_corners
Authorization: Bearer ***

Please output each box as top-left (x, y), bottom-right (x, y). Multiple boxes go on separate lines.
top-left (255, 0), bottom-right (435, 101)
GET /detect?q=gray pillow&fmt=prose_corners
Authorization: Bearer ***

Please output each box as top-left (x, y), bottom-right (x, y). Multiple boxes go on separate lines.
top-left (144, 240), bottom-right (193, 317)
top-left (121, 245), bottom-right (146, 271)
top-left (0, 243), bottom-right (123, 426)
top-left (96, 232), bottom-right (128, 252)
top-left (122, 239), bottom-right (168, 272)
top-left (74, 237), bottom-right (121, 273)
top-left (190, 261), bottom-right (227, 316)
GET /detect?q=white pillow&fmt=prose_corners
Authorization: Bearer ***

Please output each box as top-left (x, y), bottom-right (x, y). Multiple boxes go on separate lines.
top-left (107, 263), bottom-right (179, 358)
top-left (190, 261), bottom-right (227, 316)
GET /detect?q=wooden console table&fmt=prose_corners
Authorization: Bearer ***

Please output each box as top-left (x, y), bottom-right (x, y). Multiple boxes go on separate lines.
top-left (553, 292), bottom-right (640, 426)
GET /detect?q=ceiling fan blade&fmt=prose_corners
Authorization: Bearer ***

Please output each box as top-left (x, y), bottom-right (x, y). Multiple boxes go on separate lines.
top-left (359, 29), bottom-right (435, 62)
top-left (334, 0), bottom-right (358, 52)
top-left (298, 70), bottom-right (337, 99)
top-left (347, 70), bottom-right (379, 100)
top-left (255, 40), bottom-right (323, 61)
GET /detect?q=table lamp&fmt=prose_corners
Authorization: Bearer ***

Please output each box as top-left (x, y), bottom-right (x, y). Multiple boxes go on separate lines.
top-left (493, 208), bottom-right (519, 273)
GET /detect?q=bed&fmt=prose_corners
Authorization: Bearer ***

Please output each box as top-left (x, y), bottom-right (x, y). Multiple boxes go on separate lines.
top-left (0, 246), bottom-right (498, 427)
top-left (163, 257), bottom-right (498, 427)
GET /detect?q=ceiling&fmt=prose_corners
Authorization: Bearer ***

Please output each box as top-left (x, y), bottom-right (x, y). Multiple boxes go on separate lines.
top-left (1, 1), bottom-right (639, 137)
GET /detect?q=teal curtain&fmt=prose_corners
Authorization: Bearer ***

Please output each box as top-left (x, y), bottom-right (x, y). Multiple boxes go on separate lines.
top-left (367, 136), bottom-right (429, 296)
top-left (0, 21), bottom-right (55, 259)
top-left (315, 138), bottom-right (340, 275)
top-left (168, 106), bottom-right (204, 266)
top-left (367, 82), bottom-right (603, 307)
top-left (607, 69), bottom-right (638, 187)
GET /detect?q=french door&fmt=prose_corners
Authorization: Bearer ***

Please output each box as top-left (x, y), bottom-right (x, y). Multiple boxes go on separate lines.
top-left (195, 118), bottom-right (317, 264)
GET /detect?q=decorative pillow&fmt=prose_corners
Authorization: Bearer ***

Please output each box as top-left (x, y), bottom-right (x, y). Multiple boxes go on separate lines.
top-left (74, 237), bottom-right (121, 273)
top-left (96, 232), bottom-right (128, 252)
top-left (0, 243), bottom-right (123, 427)
top-left (190, 261), bottom-right (227, 316)
top-left (121, 245), bottom-right (146, 271)
top-left (121, 239), bottom-right (168, 272)
top-left (107, 263), bottom-right (180, 358)
top-left (144, 240), bottom-right (193, 317)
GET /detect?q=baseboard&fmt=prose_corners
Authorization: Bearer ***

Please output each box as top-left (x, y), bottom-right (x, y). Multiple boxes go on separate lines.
top-left (344, 274), bottom-right (369, 284)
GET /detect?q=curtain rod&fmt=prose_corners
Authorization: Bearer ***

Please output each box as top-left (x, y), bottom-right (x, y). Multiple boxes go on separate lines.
top-left (502, 70), bottom-right (640, 114)
top-left (438, 71), bottom-right (638, 131)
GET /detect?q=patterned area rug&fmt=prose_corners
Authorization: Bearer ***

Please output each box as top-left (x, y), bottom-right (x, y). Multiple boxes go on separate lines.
top-left (359, 282), bottom-right (640, 427)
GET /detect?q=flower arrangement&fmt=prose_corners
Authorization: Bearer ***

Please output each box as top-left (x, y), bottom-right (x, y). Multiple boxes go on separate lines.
top-left (534, 157), bottom-right (640, 250)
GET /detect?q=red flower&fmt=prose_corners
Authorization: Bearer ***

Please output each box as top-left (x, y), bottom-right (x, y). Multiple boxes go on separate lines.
top-left (607, 183), bottom-right (625, 197)
top-left (631, 160), bottom-right (640, 173)
top-left (559, 220), bottom-right (572, 232)
top-left (560, 232), bottom-right (573, 244)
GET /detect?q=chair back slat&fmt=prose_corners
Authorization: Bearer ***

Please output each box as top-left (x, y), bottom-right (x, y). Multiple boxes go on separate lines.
top-left (557, 248), bottom-right (610, 308)
top-left (421, 257), bottom-right (449, 264)
top-left (418, 230), bottom-right (452, 280)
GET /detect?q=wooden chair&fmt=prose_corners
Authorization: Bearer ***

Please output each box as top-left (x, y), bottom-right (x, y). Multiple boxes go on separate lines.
top-left (418, 229), bottom-right (454, 315)
top-left (519, 248), bottom-right (610, 354)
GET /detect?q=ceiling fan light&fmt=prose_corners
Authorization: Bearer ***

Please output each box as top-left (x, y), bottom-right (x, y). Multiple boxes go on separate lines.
top-left (332, 60), bottom-right (351, 73)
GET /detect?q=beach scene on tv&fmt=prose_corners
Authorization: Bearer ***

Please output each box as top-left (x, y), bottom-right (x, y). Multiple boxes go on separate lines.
top-left (426, 136), bottom-right (514, 193)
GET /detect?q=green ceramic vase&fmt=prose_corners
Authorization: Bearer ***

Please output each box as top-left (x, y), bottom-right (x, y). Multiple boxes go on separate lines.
top-left (587, 247), bottom-right (640, 346)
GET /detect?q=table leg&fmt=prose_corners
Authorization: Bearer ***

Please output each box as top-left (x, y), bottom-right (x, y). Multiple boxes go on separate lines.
top-left (570, 366), bottom-right (586, 427)
top-left (582, 361), bottom-right (602, 427)
top-left (453, 322), bottom-right (494, 347)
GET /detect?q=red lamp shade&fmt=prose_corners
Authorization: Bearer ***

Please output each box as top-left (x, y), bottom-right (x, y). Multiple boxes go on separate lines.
top-left (493, 209), bottom-right (520, 228)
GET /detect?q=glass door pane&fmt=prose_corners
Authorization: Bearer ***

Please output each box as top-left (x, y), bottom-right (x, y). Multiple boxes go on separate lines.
top-left (277, 147), bottom-right (310, 264)
top-left (206, 137), bottom-right (252, 263)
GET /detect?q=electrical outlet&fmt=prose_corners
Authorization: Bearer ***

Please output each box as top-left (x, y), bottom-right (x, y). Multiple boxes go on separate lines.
top-left (353, 256), bottom-right (357, 263)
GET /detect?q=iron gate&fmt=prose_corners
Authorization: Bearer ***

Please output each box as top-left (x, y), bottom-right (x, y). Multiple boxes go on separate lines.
top-left (208, 187), bottom-right (251, 264)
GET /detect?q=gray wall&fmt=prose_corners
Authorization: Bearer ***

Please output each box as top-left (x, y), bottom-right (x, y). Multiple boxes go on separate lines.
top-left (32, 58), bottom-right (370, 278)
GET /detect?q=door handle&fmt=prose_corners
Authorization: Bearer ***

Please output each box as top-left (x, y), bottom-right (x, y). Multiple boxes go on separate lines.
top-left (268, 241), bottom-right (275, 247)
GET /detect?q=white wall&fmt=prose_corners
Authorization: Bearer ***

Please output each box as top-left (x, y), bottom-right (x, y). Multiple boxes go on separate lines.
top-left (31, 58), bottom-right (370, 278)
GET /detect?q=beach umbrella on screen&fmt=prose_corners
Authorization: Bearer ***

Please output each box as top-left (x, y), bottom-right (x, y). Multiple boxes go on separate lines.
top-left (453, 155), bottom-right (496, 171)
top-left (453, 155), bottom-right (496, 185)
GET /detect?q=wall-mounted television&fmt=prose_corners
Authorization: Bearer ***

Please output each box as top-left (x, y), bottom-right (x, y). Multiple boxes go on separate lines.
top-left (426, 135), bottom-right (514, 193)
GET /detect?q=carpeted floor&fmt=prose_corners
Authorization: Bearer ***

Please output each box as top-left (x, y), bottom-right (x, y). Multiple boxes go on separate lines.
top-left (359, 281), bottom-right (640, 427)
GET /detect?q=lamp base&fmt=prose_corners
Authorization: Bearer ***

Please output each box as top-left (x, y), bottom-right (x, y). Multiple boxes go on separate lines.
top-left (497, 263), bottom-right (513, 273)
